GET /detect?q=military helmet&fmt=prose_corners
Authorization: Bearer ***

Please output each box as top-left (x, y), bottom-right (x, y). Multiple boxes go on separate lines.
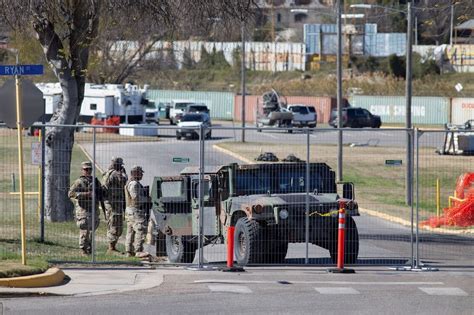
top-left (255, 152), bottom-right (279, 162)
top-left (111, 157), bottom-right (124, 165)
top-left (282, 154), bottom-right (304, 163)
top-left (130, 165), bottom-right (144, 174)
top-left (81, 161), bottom-right (93, 169)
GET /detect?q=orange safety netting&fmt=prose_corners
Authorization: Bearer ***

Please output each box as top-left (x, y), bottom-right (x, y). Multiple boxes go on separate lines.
top-left (422, 173), bottom-right (474, 228)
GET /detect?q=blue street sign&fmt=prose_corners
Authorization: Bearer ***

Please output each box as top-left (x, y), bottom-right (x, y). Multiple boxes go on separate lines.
top-left (0, 64), bottom-right (44, 76)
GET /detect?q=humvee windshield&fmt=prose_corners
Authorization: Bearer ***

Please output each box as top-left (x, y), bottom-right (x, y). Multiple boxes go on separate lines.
top-left (235, 168), bottom-right (326, 195)
top-left (161, 180), bottom-right (186, 198)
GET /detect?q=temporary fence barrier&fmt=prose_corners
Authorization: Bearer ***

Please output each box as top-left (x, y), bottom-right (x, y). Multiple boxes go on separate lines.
top-left (0, 123), bottom-right (472, 268)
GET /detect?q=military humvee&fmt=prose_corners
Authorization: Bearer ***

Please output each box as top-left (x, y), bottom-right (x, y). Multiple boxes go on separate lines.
top-left (146, 162), bottom-right (359, 265)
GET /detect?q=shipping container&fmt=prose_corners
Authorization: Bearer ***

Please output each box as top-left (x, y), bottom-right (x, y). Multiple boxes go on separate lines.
top-left (234, 95), bottom-right (335, 123)
top-left (304, 23), bottom-right (405, 57)
top-left (349, 95), bottom-right (450, 125)
top-left (234, 95), bottom-right (259, 124)
top-left (146, 90), bottom-right (234, 120)
top-left (451, 98), bottom-right (474, 125)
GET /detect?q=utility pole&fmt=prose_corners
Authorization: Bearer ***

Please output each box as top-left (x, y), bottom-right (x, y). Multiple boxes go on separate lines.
top-left (405, 1), bottom-right (413, 206)
top-left (414, 16), bottom-right (418, 46)
top-left (337, 0), bottom-right (343, 182)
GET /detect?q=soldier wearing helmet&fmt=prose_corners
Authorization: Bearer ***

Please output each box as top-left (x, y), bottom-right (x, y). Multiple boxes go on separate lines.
top-left (102, 157), bottom-right (128, 253)
top-left (68, 161), bottom-right (104, 255)
top-left (124, 165), bottom-right (151, 257)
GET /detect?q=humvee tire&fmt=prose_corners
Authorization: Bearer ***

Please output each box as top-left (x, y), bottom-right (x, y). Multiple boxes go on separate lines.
top-left (165, 235), bottom-right (197, 263)
top-left (234, 217), bottom-right (265, 265)
top-left (329, 216), bottom-right (359, 264)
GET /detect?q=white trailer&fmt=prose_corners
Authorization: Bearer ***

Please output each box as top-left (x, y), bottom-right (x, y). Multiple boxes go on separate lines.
top-left (36, 82), bottom-right (150, 124)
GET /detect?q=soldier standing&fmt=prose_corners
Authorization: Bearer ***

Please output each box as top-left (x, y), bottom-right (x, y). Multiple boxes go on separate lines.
top-left (68, 161), bottom-right (104, 256)
top-left (124, 166), bottom-right (151, 257)
top-left (102, 157), bottom-right (128, 253)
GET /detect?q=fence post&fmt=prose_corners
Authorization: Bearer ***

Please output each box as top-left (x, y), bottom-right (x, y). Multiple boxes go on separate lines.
top-left (91, 127), bottom-right (97, 263)
top-left (415, 128), bottom-right (420, 269)
top-left (198, 124), bottom-right (204, 268)
top-left (436, 178), bottom-right (440, 218)
top-left (40, 124), bottom-right (45, 243)
top-left (305, 129), bottom-right (310, 264)
top-left (410, 128), bottom-right (415, 269)
top-left (392, 129), bottom-right (437, 272)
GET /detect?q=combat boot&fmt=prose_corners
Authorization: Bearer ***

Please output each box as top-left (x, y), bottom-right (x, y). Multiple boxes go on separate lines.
top-left (126, 252), bottom-right (135, 257)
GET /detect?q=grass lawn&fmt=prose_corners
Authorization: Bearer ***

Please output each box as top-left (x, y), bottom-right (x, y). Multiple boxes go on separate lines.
top-left (0, 129), bottom-right (143, 263)
top-left (0, 256), bottom-right (49, 278)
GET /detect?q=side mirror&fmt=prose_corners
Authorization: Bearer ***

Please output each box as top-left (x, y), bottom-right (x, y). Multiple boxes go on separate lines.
top-left (343, 183), bottom-right (354, 200)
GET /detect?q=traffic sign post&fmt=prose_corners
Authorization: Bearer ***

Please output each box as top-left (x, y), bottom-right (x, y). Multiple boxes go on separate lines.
top-left (0, 62), bottom-right (44, 265)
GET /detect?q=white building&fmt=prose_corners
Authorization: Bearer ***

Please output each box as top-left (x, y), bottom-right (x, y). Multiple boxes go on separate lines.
top-left (36, 82), bottom-right (150, 124)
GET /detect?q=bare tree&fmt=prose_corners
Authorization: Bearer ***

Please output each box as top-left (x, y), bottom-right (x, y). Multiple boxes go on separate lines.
top-left (0, 0), bottom-right (256, 222)
top-left (416, 0), bottom-right (473, 45)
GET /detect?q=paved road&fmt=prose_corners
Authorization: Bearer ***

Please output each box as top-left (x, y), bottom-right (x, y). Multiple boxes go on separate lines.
top-left (158, 121), bottom-right (446, 148)
top-left (2, 267), bottom-right (472, 314)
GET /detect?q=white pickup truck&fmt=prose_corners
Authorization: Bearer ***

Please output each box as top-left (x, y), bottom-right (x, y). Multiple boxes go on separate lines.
top-left (169, 100), bottom-right (196, 125)
top-left (287, 104), bottom-right (317, 128)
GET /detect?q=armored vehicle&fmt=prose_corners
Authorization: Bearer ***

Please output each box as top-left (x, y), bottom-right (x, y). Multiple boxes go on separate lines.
top-left (146, 161), bottom-right (359, 265)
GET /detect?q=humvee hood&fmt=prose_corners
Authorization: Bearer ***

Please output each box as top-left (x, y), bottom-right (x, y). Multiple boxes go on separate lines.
top-left (231, 193), bottom-right (339, 207)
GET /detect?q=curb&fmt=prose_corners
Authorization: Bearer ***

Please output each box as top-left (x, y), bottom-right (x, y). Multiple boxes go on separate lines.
top-left (0, 267), bottom-right (66, 288)
top-left (360, 208), bottom-right (474, 235)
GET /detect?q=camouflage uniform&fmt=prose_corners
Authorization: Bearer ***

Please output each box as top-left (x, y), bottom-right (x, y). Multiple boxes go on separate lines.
top-left (68, 161), bottom-right (103, 254)
top-left (124, 166), bottom-right (150, 255)
top-left (102, 157), bottom-right (128, 250)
